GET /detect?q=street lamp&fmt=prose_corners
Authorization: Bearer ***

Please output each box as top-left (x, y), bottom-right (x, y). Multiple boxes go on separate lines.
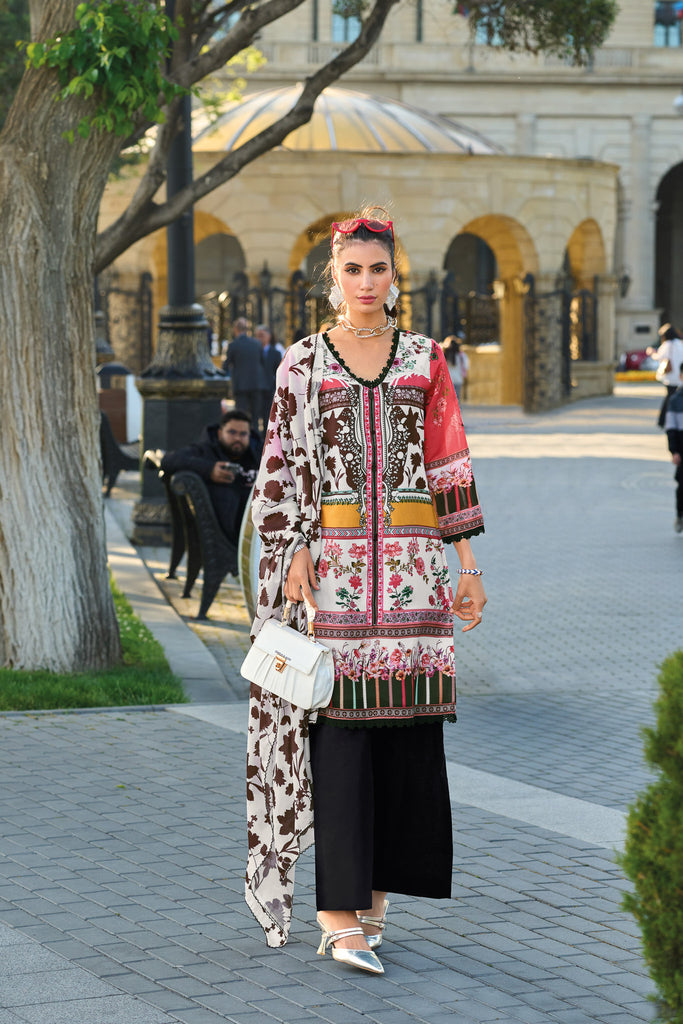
top-left (134, 0), bottom-right (226, 543)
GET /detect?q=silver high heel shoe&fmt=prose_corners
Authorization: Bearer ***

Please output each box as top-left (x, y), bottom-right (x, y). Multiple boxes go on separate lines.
top-left (316, 915), bottom-right (384, 974)
top-left (357, 898), bottom-right (389, 951)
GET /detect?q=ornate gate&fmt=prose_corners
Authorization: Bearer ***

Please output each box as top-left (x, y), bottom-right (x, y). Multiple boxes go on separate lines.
top-left (97, 271), bottom-right (153, 375)
top-left (523, 275), bottom-right (598, 413)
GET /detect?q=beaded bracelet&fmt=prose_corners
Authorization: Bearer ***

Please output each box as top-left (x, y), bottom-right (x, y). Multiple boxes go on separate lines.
top-left (457, 568), bottom-right (484, 576)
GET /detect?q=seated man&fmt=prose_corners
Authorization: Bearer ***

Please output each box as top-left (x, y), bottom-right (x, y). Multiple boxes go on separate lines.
top-left (161, 410), bottom-right (261, 574)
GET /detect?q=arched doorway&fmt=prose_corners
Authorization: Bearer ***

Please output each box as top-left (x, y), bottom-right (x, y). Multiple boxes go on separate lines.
top-left (195, 232), bottom-right (246, 296)
top-left (194, 231), bottom-right (247, 346)
top-left (565, 218), bottom-right (606, 290)
top-left (443, 232), bottom-right (499, 348)
top-left (656, 162), bottom-right (683, 327)
top-left (453, 215), bottom-right (539, 405)
top-left (562, 219), bottom-right (606, 364)
top-left (444, 232), bottom-right (498, 296)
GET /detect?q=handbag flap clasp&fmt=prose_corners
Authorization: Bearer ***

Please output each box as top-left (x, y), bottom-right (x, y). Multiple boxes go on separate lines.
top-left (274, 654), bottom-right (287, 673)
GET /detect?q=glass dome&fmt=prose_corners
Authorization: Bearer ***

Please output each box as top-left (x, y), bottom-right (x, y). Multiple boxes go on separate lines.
top-left (193, 85), bottom-right (500, 155)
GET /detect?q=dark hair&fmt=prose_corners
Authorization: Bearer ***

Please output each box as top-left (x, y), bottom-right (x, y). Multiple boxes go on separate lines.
top-left (441, 335), bottom-right (462, 364)
top-left (659, 323), bottom-right (679, 341)
top-left (331, 218), bottom-right (395, 270)
top-left (679, 361), bottom-right (683, 375)
top-left (220, 409), bottom-right (251, 426)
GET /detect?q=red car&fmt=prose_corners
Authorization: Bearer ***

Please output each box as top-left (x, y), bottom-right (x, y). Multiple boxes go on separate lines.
top-left (618, 349), bottom-right (659, 372)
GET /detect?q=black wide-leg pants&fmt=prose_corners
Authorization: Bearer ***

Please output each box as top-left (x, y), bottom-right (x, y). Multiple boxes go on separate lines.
top-left (308, 718), bottom-right (453, 911)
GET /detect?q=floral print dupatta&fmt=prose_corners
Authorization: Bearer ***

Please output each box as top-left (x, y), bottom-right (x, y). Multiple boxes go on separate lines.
top-left (245, 334), bottom-right (325, 947)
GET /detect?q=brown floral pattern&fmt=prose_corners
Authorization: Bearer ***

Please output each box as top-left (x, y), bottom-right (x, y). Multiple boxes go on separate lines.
top-left (245, 334), bottom-right (326, 947)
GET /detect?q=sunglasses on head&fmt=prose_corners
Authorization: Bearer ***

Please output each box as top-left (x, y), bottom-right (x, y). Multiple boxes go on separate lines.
top-left (331, 218), bottom-right (394, 248)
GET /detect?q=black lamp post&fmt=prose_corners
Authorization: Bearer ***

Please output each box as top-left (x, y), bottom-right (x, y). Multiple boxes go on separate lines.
top-left (425, 269), bottom-right (439, 338)
top-left (133, 5), bottom-right (226, 543)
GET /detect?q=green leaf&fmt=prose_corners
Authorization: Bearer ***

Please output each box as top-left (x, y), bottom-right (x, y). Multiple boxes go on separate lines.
top-left (24, 0), bottom-right (190, 142)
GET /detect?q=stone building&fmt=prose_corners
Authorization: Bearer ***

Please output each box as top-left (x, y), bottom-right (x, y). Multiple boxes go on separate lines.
top-left (249, 0), bottom-right (683, 355)
top-left (107, 0), bottom-right (683, 407)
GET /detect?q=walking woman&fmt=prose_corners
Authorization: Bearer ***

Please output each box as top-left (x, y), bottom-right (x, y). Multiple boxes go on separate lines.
top-left (245, 209), bottom-right (486, 973)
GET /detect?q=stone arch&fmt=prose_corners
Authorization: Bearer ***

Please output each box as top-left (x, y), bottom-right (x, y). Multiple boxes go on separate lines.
top-left (655, 161), bottom-right (683, 327)
top-left (149, 211), bottom-right (245, 320)
top-left (460, 214), bottom-right (539, 279)
top-left (565, 218), bottom-right (607, 291)
top-left (195, 234), bottom-right (246, 296)
top-left (453, 214), bottom-right (540, 405)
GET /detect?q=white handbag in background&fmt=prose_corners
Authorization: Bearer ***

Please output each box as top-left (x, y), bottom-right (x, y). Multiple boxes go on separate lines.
top-left (240, 600), bottom-right (334, 711)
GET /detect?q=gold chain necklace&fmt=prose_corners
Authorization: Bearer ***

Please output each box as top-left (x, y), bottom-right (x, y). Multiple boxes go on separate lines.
top-left (337, 314), bottom-right (398, 339)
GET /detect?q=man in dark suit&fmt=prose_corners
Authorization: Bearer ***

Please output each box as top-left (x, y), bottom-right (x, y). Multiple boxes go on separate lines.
top-left (256, 323), bottom-right (284, 428)
top-left (222, 318), bottom-right (268, 431)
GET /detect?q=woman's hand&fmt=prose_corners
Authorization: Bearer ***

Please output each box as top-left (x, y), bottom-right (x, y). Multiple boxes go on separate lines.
top-left (452, 575), bottom-right (487, 632)
top-left (284, 547), bottom-right (320, 610)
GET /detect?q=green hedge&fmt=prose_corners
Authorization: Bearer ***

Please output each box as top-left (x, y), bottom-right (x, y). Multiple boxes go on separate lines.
top-left (619, 650), bottom-right (683, 1022)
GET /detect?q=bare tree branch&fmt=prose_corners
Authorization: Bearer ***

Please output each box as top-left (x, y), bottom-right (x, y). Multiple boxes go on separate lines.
top-left (95, 0), bottom-right (399, 272)
top-left (171, 0), bottom-right (311, 90)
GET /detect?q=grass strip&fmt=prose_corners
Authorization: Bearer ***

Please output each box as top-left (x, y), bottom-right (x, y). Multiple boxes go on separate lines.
top-left (0, 575), bottom-right (187, 711)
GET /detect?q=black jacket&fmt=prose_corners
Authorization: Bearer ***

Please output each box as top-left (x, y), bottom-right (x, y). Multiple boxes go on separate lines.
top-left (160, 424), bottom-right (262, 481)
top-left (222, 333), bottom-right (268, 393)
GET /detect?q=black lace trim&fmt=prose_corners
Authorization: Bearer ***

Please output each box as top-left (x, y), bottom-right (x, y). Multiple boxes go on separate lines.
top-left (322, 329), bottom-right (400, 389)
top-left (442, 525), bottom-right (486, 544)
top-left (314, 713), bottom-right (457, 729)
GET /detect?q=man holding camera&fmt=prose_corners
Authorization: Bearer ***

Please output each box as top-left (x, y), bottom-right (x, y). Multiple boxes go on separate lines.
top-left (161, 410), bottom-right (261, 570)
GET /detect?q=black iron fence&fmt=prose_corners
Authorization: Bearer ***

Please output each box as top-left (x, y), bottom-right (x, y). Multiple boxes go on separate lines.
top-left (97, 268), bottom-right (598, 414)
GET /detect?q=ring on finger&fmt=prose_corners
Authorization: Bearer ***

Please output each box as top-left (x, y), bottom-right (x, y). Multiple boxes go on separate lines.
top-left (476, 612), bottom-right (482, 618)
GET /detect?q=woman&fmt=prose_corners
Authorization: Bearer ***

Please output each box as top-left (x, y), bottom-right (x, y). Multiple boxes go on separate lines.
top-left (245, 209), bottom-right (486, 972)
top-left (441, 333), bottom-right (469, 404)
top-left (647, 325), bottom-right (683, 429)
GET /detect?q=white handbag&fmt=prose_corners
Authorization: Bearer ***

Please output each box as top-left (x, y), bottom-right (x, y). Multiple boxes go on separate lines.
top-left (240, 600), bottom-right (334, 711)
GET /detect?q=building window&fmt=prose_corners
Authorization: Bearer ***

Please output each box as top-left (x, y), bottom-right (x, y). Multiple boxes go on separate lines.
top-left (474, 6), bottom-right (504, 47)
top-left (654, 1), bottom-right (683, 46)
top-left (331, 2), bottom-right (361, 43)
top-left (416, 0), bottom-right (423, 42)
top-left (312, 0), bottom-right (319, 41)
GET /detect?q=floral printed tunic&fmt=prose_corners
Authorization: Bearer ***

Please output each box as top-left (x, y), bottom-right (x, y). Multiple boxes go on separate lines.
top-left (314, 329), bottom-right (483, 727)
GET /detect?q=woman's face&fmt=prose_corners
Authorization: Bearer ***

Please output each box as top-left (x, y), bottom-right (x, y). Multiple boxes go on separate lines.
top-left (332, 239), bottom-right (394, 319)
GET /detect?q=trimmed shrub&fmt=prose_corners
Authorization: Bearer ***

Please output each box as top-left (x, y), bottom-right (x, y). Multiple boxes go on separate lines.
top-left (619, 650), bottom-right (683, 1022)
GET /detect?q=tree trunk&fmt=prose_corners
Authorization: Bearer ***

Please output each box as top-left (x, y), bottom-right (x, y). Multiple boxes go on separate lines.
top-left (0, 16), bottom-right (124, 671)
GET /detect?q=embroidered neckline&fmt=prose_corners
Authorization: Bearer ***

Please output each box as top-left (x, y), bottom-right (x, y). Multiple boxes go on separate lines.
top-left (322, 329), bottom-right (400, 388)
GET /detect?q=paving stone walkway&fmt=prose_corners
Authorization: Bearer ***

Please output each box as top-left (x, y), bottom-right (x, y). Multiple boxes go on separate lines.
top-left (0, 382), bottom-right (679, 1024)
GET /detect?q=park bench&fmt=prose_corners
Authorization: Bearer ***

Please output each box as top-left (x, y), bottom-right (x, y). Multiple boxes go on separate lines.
top-left (100, 410), bottom-right (139, 496)
top-left (143, 450), bottom-right (238, 620)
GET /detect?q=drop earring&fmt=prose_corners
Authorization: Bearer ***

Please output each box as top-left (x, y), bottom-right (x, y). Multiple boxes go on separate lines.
top-left (329, 283), bottom-right (344, 310)
top-left (387, 282), bottom-right (399, 306)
